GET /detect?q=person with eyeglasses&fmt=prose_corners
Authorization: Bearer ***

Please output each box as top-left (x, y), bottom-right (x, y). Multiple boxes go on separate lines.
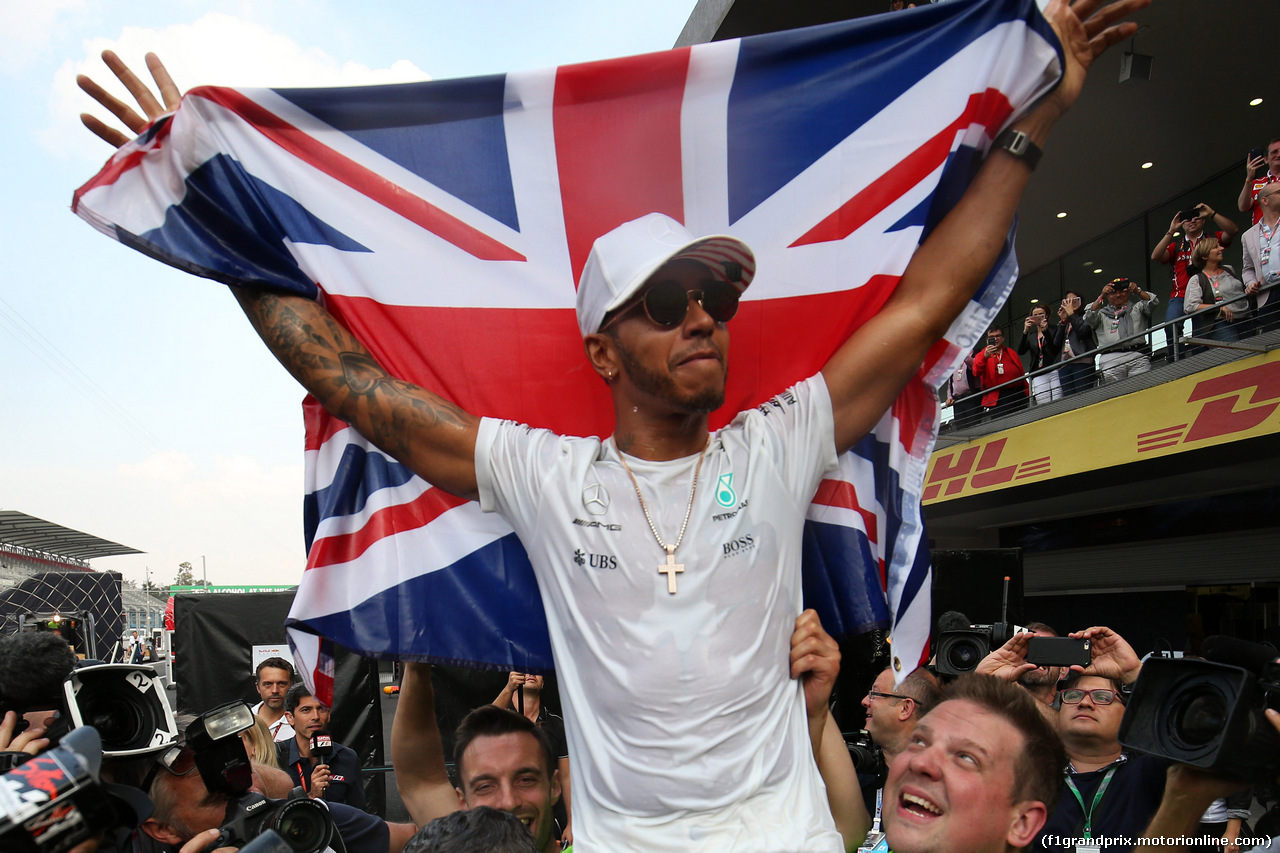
top-left (881, 674), bottom-right (1066, 853)
top-left (1036, 627), bottom-right (1167, 853)
top-left (76, 0), bottom-right (1150, 845)
top-left (862, 667), bottom-right (942, 767)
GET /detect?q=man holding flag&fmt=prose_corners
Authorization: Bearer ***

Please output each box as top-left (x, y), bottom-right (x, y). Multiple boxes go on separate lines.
top-left (76, 0), bottom-right (1145, 847)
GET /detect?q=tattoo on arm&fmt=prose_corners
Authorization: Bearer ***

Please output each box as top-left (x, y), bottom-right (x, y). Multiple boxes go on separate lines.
top-left (237, 288), bottom-right (473, 467)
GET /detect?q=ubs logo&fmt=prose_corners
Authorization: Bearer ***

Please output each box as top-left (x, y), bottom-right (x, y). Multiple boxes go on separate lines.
top-left (582, 483), bottom-right (610, 515)
top-left (573, 549), bottom-right (617, 570)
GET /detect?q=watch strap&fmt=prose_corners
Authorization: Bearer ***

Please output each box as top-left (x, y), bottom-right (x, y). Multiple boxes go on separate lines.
top-left (992, 128), bottom-right (1043, 170)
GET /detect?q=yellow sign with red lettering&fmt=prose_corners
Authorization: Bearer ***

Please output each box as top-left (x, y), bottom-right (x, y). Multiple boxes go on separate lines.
top-left (924, 349), bottom-right (1280, 504)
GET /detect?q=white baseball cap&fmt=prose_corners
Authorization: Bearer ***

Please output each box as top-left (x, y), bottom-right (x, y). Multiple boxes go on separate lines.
top-left (575, 213), bottom-right (756, 337)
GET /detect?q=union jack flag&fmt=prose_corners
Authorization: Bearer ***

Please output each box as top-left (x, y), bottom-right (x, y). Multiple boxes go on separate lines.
top-left (74, 0), bottom-right (1062, 701)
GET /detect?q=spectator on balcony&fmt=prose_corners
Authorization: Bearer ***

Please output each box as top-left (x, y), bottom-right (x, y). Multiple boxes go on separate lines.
top-left (972, 327), bottom-right (1029, 419)
top-left (1238, 137), bottom-right (1280, 225)
top-left (1085, 279), bottom-right (1158, 383)
top-left (1244, 181), bottom-right (1280, 336)
top-left (1151, 203), bottom-right (1238, 355)
top-left (944, 348), bottom-right (981, 429)
top-left (1056, 291), bottom-right (1096, 396)
top-left (1185, 236), bottom-right (1251, 343)
top-left (1017, 305), bottom-right (1062, 405)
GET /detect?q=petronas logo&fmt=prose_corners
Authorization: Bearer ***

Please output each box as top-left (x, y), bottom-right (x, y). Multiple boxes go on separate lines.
top-left (715, 473), bottom-right (736, 508)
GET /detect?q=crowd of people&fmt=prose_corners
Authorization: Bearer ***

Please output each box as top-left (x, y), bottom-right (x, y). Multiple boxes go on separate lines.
top-left (9, 612), bottom-right (1280, 853)
top-left (946, 138), bottom-right (1280, 428)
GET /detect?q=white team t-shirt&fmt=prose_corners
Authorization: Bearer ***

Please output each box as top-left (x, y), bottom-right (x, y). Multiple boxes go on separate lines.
top-left (476, 374), bottom-right (844, 851)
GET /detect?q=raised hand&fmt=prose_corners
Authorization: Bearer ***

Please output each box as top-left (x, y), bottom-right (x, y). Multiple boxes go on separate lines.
top-left (1038, 0), bottom-right (1150, 120)
top-left (790, 608), bottom-right (841, 722)
top-left (1069, 625), bottom-right (1143, 684)
top-left (975, 632), bottom-right (1038, 682)
top-left (77, 50), bottom-right (181, 148)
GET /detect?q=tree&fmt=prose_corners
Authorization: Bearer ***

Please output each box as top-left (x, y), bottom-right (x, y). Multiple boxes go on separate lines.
top-left (173, 561), bottom-right (194, 587)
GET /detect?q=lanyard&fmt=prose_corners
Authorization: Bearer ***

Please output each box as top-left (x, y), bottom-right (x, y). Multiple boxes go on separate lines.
top-left (1065, 766), bottom-right (1118, 839)
top-left (295, 758), bottom-right (313, 793)
top-left (871, 787), bottom-right (883, 832)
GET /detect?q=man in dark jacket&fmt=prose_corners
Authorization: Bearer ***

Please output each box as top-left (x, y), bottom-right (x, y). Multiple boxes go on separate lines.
top-left (279, 683), bottom-right (367, 811)
top-left (1056, 291), bottom-right (1096, 395)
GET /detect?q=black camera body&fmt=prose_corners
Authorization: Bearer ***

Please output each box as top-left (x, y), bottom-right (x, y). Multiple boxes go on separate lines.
top-left (935, 623), bottom-right (1021, 676)
top-left (1119, 656), bottom-right (1280, 781)
top-left (846, 730), bottom-right (888, 790)
top-left (214, 793), bottom-right (335, 853)
top-left (183, 702), bottom-right (338, 853)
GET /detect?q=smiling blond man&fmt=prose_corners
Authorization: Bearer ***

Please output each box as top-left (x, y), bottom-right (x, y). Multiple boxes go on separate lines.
top-left (884, 675), bottom-right (1064, 853)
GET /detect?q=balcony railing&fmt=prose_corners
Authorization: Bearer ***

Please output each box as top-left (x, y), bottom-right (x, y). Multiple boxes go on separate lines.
top-left (940, 284), bottom-right (1278, 443)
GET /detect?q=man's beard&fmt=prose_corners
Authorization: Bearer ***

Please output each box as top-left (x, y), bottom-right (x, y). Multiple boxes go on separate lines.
top-left (615, 338), bottom-right (725, 414)
top-left (1018, 667), bottom-right (1059, 688)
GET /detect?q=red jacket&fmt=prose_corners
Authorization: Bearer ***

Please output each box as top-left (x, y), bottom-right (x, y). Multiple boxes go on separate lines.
top-left (971, 346), bottom-right (1029, 408)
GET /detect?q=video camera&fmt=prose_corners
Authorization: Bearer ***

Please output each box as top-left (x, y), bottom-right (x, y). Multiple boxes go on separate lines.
top-left (0, 631), bottom-right (179, 761)
top-left (0, 727), bottom-right (151, 853)
top-left (934, 623), bottom-right (1023, 676)
top-left (190, 702), bottom-right (337, 853)
top-left (1120, 635), bottom-right (1280, 781)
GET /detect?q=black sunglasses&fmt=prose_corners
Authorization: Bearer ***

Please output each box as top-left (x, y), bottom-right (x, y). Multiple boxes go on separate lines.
top-left (605, 278), bottom-right (740, 330)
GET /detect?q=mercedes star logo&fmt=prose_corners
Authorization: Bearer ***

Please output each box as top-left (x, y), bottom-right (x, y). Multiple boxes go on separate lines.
top-left (582, 483), bottom-right (610, 515)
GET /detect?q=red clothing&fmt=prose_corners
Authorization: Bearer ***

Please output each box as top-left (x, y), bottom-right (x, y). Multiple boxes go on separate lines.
top-left (1248, 174), bottom-right (1279, 225)
top-left (972, 346), bottom-right (1029, 408)
top-left (1162, 229), bottom-right (1229, 298)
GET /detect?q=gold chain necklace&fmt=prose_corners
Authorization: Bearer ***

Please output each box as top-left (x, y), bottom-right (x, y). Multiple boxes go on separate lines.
top-left (613, 435), bottom-right (709, 594)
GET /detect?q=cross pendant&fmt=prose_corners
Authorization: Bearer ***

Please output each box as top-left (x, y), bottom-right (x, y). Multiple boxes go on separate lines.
top-left (658, 546), bottom-right (684, 594)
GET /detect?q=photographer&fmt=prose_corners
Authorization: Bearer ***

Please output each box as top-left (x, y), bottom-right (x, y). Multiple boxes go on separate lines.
top-left (1085, 279), bottom-right (1158, 383)
top-left (103, 713), bottom-right (414, 853)
top-left (1017, 306), bottom-right (1062, 405)
top-left (1150, 203), bottom-right (1238, 354)
top-left (972, 327), bottom-right (1029, 418)
top-left (1056, 291), bottom-right (1097, 396)
top-left (975, 623), bottom-right (1067, 721)
top-left (1036, 627), bottom-right (1166, 853)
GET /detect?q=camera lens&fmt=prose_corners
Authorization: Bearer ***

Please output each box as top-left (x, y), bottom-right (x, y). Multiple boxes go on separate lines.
top-left (1171, 686), bottom-right (1228, 748)
top-left (946, 639), bottom-right (982, 672)
top-left (269, 798), bottom-right (333, 853)
top-left (76, 676), bottom-right (159, 752)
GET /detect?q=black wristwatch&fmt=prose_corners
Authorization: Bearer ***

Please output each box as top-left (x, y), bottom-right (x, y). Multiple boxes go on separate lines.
top-left (992, 128), bottom-right (1043, 170)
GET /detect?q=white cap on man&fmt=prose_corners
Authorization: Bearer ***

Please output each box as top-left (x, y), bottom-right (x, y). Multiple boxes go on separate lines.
top-left (574, 212), bottom-right (756, 337)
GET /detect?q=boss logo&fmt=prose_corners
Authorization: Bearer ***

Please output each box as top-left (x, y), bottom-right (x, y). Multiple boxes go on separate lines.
top-left (722, 534), bottom-right (756, 556)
